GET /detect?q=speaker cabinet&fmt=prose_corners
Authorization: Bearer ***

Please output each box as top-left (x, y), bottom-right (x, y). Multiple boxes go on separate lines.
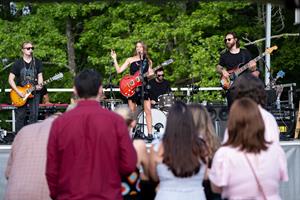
top-left (269, 107), bottom-right (296, 140)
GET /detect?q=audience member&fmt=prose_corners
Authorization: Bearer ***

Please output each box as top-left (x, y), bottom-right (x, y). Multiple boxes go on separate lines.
top-left (115, 106), bottom-right (155, 200)
top-left (209, 98), bottom-right (288, 200)
top-left (46, 69), bottom-right (137, 200)
top-left (223, 73), bottom-right (280, 144)
top-left (4, 113), bottom-right (60, 200)
top-left (188, 104), bottom-right (220, 161)
top-left (188, 104), bottom-right (221, 200)
top-left (149, 101), bottom-right (208, 200)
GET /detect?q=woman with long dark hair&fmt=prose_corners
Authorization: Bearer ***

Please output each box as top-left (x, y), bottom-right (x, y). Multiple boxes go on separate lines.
top-left (209, 98), bottom-right (288, 200)
top-left (111, 41), bottom-right (154, 139)
top-left (149, 101), bottom-right (208, 200)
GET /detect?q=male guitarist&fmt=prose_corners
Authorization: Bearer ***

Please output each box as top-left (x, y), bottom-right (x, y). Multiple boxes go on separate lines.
top-left (216, 32), bottom-right (258, 108)
top-left (111, 41), bottom-right (154, 140)
top-left (8, 41), bottom-right (43, 133)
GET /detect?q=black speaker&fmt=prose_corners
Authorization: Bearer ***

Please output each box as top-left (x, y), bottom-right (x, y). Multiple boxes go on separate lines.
top-left (269, 107), bottom-right (296, 140)
top-left (277, 119), bottom-right (296, 140)
top-left (206, 103), bottom-right (228, 140)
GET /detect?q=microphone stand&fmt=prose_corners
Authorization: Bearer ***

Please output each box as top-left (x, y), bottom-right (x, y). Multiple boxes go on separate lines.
top-left (139, 52), bottom-right (145, 137)
top-left (108, 61), bottom-right (116, 110)
top-left (262, 58), bottom-right (274, 89)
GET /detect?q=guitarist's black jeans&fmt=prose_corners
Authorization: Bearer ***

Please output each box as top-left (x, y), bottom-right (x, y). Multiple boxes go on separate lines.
top-left (226, 89), bottom-right (234, 110)
top-left (15, 93), bottom-right (41, 134)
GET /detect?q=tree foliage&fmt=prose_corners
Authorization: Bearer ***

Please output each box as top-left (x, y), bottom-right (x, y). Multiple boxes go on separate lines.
top-left (0, 1), bottom-right (299, 104)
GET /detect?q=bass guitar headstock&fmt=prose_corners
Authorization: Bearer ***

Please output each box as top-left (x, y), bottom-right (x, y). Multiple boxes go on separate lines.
top-left (265, 45), bottom-right (278, 54)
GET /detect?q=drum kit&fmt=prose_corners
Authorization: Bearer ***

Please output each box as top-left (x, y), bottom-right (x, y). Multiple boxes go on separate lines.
top-left (101, 98), bottom-right (124, 111)
top-left (101, 93), bottom-right (176, 141)
top-left (135, 93), bottom-right (175, 140)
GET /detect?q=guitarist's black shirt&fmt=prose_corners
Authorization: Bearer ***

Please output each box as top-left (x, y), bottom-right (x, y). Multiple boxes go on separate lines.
top-left (219, 48), bottom-right (252, 71)
top-left (11, 58), bottom-right (43, 87)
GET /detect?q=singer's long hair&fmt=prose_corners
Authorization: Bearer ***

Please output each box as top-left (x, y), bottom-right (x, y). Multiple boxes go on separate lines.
top-left (133, 41), bottom-right (150, 60)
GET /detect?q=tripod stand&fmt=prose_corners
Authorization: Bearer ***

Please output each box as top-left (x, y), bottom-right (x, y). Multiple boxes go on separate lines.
top-left (106, 62), bottom-right (118, 110)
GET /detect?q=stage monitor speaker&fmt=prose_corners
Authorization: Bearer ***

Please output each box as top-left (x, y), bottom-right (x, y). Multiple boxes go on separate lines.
top-left (269, 107), bottom-right (296, 140)
top-left (277, 119), bottom-right (296, 140)
top-left (206, 103), bottom-right (228, 141)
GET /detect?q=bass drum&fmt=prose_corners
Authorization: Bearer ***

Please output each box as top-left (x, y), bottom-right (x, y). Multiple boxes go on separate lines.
top-left (136, 108), bottom-right (167, 139)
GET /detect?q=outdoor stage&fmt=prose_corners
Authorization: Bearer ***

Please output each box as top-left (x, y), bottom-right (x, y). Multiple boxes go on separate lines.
top-left (0, 140), bottom-right (299, 199)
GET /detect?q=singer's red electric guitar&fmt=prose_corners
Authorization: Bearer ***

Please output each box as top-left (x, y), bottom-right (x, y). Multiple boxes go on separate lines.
top-left (119, 59), bottom-right (174, 97)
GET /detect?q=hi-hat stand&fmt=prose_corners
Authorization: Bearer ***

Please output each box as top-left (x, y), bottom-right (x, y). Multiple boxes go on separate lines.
top-left (106, 61), bottom-right (117, 110)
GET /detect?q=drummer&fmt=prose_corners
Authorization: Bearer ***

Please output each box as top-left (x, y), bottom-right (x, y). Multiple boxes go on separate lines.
top-left (149, 68), bottom-right (172, 107)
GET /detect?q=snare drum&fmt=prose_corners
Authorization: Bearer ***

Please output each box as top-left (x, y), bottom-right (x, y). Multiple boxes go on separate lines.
top-left (158, 94), bottom-right (175, 110)
top-left (136, 108), bottom-right (167, 138)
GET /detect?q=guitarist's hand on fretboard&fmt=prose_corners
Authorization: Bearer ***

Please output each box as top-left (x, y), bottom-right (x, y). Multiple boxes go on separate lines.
top-left (248, 60), bottom-right (257, 71)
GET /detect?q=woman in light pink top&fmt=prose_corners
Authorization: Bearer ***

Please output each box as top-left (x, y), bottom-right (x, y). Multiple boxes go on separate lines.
top-left (209, 98), bottom-right (288, 200)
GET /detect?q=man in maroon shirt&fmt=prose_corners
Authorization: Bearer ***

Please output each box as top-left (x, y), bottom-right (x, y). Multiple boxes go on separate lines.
top-left (46, 69), bottom-right (137, 200)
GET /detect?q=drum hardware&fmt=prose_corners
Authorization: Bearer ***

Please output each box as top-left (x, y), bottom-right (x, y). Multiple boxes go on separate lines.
top-left (0, 128), bottom-right (7, 139)
top-left (0, 129), bottom-right (14, 144)
top-left (103, 99), bottom-right (123, 111)
top-left (158, 93), bottom-right (175, 111)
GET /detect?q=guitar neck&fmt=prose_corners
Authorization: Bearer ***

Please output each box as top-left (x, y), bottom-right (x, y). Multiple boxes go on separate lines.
top-left (27, 78), bottom-right (54, 93)
top-left (143, 65), bottom-right (162, 78)
top-left (235, 52), bottom-right (266, 76)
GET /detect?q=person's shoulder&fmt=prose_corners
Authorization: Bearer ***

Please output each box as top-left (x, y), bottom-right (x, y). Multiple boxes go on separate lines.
top-left (215, 145), bottom-right (237, 157)
top-left (148, 78), bottom-right (155, 84)
top-left (127, 56), bottom-right (137, 63)
top-left (259, 106), bottom-right (276, 120)
top-left (240, 48), bottom-right (251, 54)
top-left (34, 58), bottom-right (43, 64)
top-left (13, 58), bottom-right (22, 65)
top-left (220, 49), bottom-right (230, 56)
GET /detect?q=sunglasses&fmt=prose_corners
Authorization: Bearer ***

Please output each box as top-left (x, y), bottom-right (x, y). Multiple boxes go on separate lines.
top-left (157, 74), bottom-right (164, 77)
top-left (224, 38), bottom-right (234, 42)
top-left (23, 47), bottom-right (34, 50)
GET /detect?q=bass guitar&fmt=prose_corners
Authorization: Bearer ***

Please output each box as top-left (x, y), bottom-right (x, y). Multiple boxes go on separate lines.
top-left (120, 59), bottom-right (174, 97)
top-left (221, 45), bottom-right (278, 90)
top-left (10, 72), bottom-right (63, 107)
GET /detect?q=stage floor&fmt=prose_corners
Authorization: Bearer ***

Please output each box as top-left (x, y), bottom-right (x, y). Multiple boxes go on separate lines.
top-left (0, 140), bottom-right (299, 199)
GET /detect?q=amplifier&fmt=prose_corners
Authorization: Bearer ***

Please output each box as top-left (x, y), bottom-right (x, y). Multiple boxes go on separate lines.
top-left (270, 109), bottom-right (295, 121)
top-left (269, 107), bottom-right (296, 140)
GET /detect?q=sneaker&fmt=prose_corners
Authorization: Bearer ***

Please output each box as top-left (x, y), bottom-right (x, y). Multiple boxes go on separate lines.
top-left (146, 134), bottom-right (154, 142)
